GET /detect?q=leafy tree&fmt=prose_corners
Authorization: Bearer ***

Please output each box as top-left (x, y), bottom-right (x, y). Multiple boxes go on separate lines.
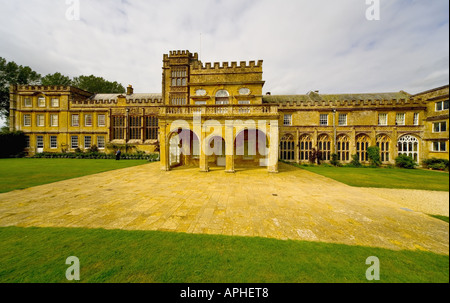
top-left (367, 146), bottom-right (381, 167)
top-left (72, 75), bottom-right (125, 94)
top-left (41, 72), bottom-right (72, 86)
top-left (0, 58), bottom-right (126, 120)
top-left (0, 57), bottom-right (41, 119)
top-left (0, 130), bottom-right (27, 158)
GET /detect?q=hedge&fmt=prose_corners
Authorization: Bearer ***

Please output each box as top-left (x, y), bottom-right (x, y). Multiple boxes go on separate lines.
top-left (32, 152), bottom-right (160, 161)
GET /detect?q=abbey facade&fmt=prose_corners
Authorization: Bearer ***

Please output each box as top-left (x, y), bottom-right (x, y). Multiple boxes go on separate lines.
top-left (9, 50), bottom-right (449, 172)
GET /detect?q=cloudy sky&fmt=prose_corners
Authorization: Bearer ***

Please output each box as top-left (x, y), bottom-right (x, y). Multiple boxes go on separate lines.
top-left (0, 0), bottom-right (448, 97)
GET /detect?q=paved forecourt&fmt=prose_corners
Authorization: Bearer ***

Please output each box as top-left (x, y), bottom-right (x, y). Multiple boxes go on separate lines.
top-left (0, 162), bottom-right (448, 255)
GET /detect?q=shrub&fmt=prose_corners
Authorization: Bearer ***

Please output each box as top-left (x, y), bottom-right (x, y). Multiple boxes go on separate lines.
top-left (330, 153), bottom-right (340, 166)
top-left (395, 154), bottom-right (417, 169)
top-left (31, 151), bottom-right (160, 161)
top-left (88, 145), bottom-right (99, 153)
top-left (367, 146), bottom-right (381, 167)
top-left (428, 162), bottom-right (447, 171)
top-left (349, 154), bottom-right (362, 167)
top-left (422, 158), bottom-right (449, 170)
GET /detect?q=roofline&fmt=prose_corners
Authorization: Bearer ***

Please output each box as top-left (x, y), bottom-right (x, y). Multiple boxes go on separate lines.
top-left (411, 84), bottom-right (449, 97)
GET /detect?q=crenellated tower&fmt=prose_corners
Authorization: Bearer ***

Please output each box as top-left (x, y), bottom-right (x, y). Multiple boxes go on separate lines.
top-left (162, 50), bottom-right (265, 106)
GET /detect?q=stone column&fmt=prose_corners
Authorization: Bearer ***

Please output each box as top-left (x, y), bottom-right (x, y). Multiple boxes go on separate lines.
top-left (225, 123), bottom-right (235, 173)
top-left (160, 121), bottom-right (170, 171)
top-left (351, 127), bottom-right (356, 158)
top-left (268, 120), bottom-right (279, 173)
top-left (392, 127), bottom-right (398, 164)
top-left (295, 128), bottom-right (299, 164)
top-left (199, 125), bottom-right (209, 172)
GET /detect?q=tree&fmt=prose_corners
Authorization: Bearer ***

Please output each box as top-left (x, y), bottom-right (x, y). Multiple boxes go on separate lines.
top-left (41, 72), bottom-right (72, 86)
top-left (0, 130), bottom-right (27, 158)
top-left (0, 57), bottom-right (41, 119)
top-left (367, 146), bottom-right (381, 167)
top-left (72, 75), bottom-right (125, 94)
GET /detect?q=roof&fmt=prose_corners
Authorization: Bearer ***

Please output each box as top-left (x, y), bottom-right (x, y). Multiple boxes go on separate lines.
top-left (90, 93), bottom-right (162, 101)
top-left (262, 91), bottom-right (412, 104)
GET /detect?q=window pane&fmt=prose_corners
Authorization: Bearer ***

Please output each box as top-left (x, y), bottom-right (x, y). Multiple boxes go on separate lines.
top-left (71, 136), bottom-right (78, 149)
top-left (84, 136), bottom-right (91, 149)
top-left (72, 115), bottom-right (79, 126)
top-left (433, 142), bottom-right (439, 151)
top-left (37, 136), bottom-right (44, 148)
top-left (434, 123), bottom-right (440, 132)
top-left (50, 136), bottom-right (57, 149)
top-left (98, 115), bottom-right (106, 127)
top-left (85, 114), bottom-right (92, 126)
top-left (98, 136), bottom-right (105, 149)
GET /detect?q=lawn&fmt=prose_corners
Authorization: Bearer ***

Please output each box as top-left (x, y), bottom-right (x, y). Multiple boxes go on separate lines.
top-left (0, 158), bottom-right (149, 193)
top-left (0, 226), bottom-right (448, 283)
top-left (296, 165), bottom-right (449, 191)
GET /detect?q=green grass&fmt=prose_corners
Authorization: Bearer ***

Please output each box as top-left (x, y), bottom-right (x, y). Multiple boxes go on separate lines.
top-left (295, 164), bottom-right (449, 191)
top-left (0, 227), bottom-right (448, 283)
top-left (0, 158), bottom-right (149, 193)
top-left (428, 215), bottom-right (449, 223)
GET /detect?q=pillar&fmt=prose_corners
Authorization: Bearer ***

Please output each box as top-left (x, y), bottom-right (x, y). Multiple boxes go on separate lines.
top-left (295, 128), bottom-right (299, 164)
top-left (160, 122), bottom-right (170, 171)
top-left (225, 123), bottom-right (235, 173)
top-left (199, 125), bottom-right (209, 172)
top-left (351, 127), bottom-right (356, 158)
top-left (268, 120), bottom-right (279, 173)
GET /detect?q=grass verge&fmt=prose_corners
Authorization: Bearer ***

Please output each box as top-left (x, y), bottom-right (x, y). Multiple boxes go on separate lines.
top-left (0, 227), bottom-right (448, 283)
top-left (0, 158), bottom-right (150, 193)
top-left (286, 163), bottom-right (449, 191)
top-left (428, 215), bottom-right (449, 223)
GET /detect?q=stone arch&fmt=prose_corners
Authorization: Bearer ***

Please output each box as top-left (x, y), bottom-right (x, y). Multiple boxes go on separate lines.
top-left (233, 128), bottom-right (269, 167)
top-left (167, 128), bottom-right (200, 167)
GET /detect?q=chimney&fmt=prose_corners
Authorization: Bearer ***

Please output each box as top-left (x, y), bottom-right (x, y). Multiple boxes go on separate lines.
top-left (127, 85), bottom-right (133, 95)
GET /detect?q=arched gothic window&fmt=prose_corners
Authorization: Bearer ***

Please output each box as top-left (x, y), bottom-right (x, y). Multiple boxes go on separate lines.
top-left (280, 134), bottom-right (295, 161)
top-left (337, 135), bottom-right (350, 162)
top-left (299, 135), bottom-right (313, 161)
top-left (356, 135), bottom-right (370, 162)
top-left (397, 135), bottom-right (419, 162)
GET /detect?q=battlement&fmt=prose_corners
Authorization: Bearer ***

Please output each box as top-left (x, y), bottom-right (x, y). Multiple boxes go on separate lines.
top-left (165, 50), bottom-right (199, 59)
top-left (191, 60), bottom-right (263, 71)
top-left (10, 84), bottom-right (93, 97)
top-left (263, 95), bottom-right (427, 108)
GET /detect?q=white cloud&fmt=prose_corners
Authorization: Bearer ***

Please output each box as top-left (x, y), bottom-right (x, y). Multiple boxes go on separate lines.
top-left (0, 0), bottom-right (448, 98)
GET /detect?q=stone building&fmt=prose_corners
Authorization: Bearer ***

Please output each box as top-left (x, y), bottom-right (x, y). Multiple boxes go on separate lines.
top-left (8, 50), bottom-right (449, 172)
